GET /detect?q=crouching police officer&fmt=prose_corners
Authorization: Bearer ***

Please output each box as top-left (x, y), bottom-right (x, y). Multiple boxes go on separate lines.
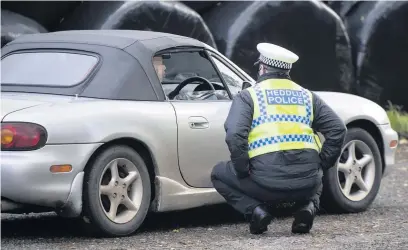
top-left (211, 43), bottom-right (347, 235)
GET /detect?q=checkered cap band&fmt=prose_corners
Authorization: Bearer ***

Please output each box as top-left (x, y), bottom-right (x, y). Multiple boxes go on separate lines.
top-left (259, 55), bottom-right (292, 69)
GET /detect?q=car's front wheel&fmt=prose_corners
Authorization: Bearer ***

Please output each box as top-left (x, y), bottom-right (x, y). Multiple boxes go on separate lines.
top-left (321, 127), bottom-right (382, 213)
top-left (82, 145), bottom-right (151, 237)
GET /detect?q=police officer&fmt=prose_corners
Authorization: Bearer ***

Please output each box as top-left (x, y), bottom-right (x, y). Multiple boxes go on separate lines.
top-left (211, 43), bottom-right (347, 235)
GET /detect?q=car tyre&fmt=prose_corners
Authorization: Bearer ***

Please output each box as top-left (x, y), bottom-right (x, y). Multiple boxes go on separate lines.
top-left (321, 127), bottom-right (382, 213)
top-left (82, 145), bottom-right (151, 237)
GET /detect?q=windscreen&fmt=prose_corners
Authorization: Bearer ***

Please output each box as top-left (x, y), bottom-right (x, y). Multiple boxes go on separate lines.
top-left (1, 52), bottom-right (99, 87)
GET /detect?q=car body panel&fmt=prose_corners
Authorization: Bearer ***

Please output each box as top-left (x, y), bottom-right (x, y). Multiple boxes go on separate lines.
top-left (1, 96), bottom-right (184, 181)
top-left (1, 98), bottom-right (45, 121)
top-left (377, 123), bottom-right (399, 175)
top-left (1, 143), bottom-right (101, 208)
top-left (0, 30), bottom-right (398, 216)
top-left (153, 176), bottom-right (225, 212)
top-left (312, 91), bottom-right (390, 125)
top-left (1, 93), bottom-right (77, 121)
top-left (171, 100), bottom-right (232, 188)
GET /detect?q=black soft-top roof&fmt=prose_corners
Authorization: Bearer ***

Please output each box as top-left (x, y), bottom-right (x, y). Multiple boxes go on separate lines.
top-left (7, 29), bottom-right (207, 51)
top-left (2, 30), bottom-right (214, 101)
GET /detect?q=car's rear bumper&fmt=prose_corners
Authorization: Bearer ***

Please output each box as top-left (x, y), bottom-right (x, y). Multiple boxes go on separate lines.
top-left (1, 143), bottom-right (101, 216)
top-left (378, 124), bottom-right (399, 176)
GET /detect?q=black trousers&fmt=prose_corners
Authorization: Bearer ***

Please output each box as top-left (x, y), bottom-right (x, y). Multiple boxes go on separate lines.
top-left (211, 161), bottom-right (323, 218)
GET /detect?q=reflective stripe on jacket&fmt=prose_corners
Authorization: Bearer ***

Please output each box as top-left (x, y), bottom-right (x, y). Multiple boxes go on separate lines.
top-left (247, 78), bottom-right (322, 158)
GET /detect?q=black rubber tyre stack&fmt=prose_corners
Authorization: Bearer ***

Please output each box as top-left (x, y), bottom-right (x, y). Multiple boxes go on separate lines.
top-left (182, 1), bottom-right (221, 16)
top-left (340, 1), bottom-right (408, 110)
top-left (203, 0), bottom-right (355, 93)
top-left (1, 1), bottom-right (81, 31)
top-left (1, 9), bottom-right (47, 47)
top-left (324, 1), bottom-right (361, 20)
top-left (58, 1), bottom-right (217, 49)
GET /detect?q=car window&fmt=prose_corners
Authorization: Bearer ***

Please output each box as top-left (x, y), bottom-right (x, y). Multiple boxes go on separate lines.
top-left (1, 52), bottom-right (99, 87)
top-left (154, 50), bottom-right (231, 101)
top-left (210, 56), bottom-right (244, 96)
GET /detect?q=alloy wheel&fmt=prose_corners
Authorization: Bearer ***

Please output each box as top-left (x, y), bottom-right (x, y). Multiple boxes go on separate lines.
top-left (336, 140), bottom-right (376, 202)
top-left (98, 158), bottom-right (143, 224)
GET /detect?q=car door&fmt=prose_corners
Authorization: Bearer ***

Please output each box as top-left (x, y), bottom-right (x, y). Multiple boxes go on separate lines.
top-left (171, 100), bottom-right (232, 188)
top-left (155, 48), bottom-right (248, 188)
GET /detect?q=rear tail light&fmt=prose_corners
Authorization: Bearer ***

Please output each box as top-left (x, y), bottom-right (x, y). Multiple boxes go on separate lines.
top-left (1, 122), bottom-right (47, 151)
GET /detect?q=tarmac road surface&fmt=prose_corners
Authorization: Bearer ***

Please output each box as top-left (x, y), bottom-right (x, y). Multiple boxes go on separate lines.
top-left (2, 145), bottom-right (408, 250)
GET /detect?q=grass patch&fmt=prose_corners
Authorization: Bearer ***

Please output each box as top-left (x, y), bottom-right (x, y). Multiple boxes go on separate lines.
top-left (386, 102), bottom-right (408, 136)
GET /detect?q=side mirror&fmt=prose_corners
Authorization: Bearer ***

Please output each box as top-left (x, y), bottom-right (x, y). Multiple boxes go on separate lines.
top-left (242, 81), bottom-right (252, 90)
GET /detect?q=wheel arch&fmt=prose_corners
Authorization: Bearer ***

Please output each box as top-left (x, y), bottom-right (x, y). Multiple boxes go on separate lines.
top-left (83, 137), bottom-right (158, 203)
top-left (345, 119), bottom-right (385, 173)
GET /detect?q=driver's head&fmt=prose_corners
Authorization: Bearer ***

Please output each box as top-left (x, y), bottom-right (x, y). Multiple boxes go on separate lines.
top-left (153, 55), bottom-right (166, 82)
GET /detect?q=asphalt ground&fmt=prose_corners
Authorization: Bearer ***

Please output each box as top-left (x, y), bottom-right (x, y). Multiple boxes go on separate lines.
top-left (2, 144), bottom-right (408, 250)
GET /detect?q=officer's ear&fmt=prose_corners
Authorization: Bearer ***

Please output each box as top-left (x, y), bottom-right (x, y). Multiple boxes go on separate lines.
top-left (242, 81), bottom-right (252, 90)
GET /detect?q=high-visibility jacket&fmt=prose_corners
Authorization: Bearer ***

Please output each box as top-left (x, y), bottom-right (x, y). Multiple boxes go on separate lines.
top-left (247, 78), bottom-right (322, 158)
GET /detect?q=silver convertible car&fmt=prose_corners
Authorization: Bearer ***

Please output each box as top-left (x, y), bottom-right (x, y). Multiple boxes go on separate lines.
top-left (1, 30), bottom-right (399, 236)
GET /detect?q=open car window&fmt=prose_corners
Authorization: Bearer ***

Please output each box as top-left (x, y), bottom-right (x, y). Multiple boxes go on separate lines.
top-left (1, 51), bottom-right (99, 87)
top-left (154, 50), bottom-right (231, 101)
top-left (210, 56), bottom-right (245, 97)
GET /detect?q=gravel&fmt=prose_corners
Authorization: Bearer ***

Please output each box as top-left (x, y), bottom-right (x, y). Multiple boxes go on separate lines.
top-left (2, 146), bottom-right (408, 250)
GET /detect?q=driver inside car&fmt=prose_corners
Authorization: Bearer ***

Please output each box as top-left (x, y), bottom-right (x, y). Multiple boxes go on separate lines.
top-left (153, 54), bottom-right (228, 101)
top-left (153, 55), bottom-right (166, 82)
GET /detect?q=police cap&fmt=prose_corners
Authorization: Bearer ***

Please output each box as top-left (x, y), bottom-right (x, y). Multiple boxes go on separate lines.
top-left (254, 43), bottom-right (299, 70)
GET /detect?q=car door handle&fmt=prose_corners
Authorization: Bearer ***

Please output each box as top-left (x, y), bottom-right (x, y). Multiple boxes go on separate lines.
top-left (188, 116), bottom-right (209, 129)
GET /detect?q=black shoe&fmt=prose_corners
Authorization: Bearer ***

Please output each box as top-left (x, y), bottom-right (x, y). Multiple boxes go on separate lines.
top-left (291, 201), bottom-right (317, 234)
top-left (249, 205), bottom-right (273, 235)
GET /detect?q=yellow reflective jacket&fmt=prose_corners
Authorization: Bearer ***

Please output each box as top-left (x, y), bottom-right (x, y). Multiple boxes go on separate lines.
top-left (247, 78), bottom-right (322, 158)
